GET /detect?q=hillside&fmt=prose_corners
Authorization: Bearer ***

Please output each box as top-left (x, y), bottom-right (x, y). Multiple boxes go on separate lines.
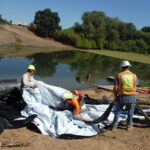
top-left (0, 25), bottom-right (71, 48)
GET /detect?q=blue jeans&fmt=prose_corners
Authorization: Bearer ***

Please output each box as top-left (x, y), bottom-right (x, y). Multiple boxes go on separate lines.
top-left (112, 95), bottom-right (136, 128)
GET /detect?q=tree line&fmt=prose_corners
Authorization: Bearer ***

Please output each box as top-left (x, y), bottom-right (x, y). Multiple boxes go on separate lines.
top-left (54, 11), bottom-right (150, 54)
top-left (1, 9), bottom-right (150, 54)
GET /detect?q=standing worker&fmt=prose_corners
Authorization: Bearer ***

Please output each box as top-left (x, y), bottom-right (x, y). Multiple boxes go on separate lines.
top-left (111, 60), bottom-right (138, 131)
top-left (20, 65), bottom-right (38, 90)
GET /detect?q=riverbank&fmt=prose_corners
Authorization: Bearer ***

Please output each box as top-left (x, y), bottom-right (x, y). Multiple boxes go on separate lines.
top-left (0, 87), bottom-right (149, 150)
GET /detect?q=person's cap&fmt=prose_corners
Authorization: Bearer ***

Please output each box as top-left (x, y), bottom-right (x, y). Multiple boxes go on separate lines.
top-left (120, 60), bottom-right (131, 68)
top-left (28, 65), bottom-right (35, 71)
top-left (65, 92), bottom-right (74, 99)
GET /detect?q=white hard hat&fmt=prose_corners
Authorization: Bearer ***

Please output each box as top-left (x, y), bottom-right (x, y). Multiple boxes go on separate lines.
top-left (120, 60), bottom-right (131, 68)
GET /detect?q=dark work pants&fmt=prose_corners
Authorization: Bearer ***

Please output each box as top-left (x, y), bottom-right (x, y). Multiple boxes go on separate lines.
top-left (112, 95), bottom-right (136, 128)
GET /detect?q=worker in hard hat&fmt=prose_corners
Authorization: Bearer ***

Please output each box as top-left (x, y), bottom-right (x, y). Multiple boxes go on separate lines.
top-left (20, 65), bottom-right (38, 90)
top-left (63, 90), bottom-right (84, 115)
top-left (111, 60), bottom-right (138, 131)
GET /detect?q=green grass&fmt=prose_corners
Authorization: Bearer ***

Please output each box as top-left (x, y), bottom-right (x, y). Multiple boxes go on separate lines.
top-left (81, 49), bottom-right (150, 64)
top-left (138, 81), bottom-right (150, 88)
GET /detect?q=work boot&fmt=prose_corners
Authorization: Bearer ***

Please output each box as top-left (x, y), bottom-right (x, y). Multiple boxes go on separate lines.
top-left (111, 127), bottom-right (117, 131)
top-left (109, 124), bottom-right (117, 131)
top-left (126, 125), bottom-right (133, 131)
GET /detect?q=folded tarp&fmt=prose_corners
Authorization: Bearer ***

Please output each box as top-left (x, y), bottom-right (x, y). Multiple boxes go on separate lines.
top-left (21, 81), bottom-right (146, 138)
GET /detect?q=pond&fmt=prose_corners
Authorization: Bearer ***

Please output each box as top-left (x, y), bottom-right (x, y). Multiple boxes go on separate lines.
top-left (0, 50), bottom-right (150, 90)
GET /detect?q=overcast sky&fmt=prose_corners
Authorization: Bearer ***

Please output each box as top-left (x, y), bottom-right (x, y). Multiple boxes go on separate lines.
top-left (0, 0), bottom-right (150, 29)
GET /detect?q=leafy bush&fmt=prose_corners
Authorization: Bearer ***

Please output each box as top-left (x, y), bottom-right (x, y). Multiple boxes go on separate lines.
top-left (55, 28), bottom-right (82, 46)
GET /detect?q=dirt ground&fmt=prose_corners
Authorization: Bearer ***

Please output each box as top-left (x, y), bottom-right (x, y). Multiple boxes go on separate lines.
top-left (0, 25), bottom-right (71, 48)
top-left (0, 87), bottom-right (150, 150)
top-left (0, 25), bottom-right (74, 58)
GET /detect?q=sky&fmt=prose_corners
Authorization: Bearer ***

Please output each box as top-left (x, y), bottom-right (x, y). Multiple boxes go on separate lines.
top-left (0, 0), bottom-right (150, 29)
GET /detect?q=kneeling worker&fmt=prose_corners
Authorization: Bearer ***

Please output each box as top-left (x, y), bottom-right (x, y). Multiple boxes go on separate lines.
top-left (20, 65), bottom-right (38, 90)
top-left (64, 91), bottom-right (84, 115)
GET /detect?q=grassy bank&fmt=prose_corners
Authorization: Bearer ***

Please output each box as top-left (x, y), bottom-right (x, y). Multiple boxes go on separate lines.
top-left (81, 49), bottom-right (150, 64)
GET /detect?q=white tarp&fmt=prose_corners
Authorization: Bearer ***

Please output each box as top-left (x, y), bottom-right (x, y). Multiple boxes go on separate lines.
top-left (21, 81), bottom-right (145, 138)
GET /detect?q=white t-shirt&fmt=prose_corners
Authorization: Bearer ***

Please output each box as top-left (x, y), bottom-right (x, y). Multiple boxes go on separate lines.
top-left (20, 72), bottom-right (35, 89)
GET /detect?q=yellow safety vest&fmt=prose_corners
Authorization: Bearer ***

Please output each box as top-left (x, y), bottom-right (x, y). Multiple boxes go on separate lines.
top-left (117, 70), bottom-right (137, 95)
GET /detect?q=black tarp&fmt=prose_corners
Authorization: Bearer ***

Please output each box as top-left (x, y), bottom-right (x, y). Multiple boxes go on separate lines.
top-left (0, 80), bottom-right (36, 134)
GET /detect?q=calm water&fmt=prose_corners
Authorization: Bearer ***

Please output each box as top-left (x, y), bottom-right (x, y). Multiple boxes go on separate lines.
top-left (0, 50), bottom-right (150, 90)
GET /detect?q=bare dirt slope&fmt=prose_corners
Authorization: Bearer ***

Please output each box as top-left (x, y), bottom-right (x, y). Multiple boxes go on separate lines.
top-left (0, 88), bottom-right (149, 150)
top-left (0, 25), bottom-right (71, 48)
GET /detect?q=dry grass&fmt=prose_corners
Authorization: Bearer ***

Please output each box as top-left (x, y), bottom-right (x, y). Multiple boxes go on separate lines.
top-left (0, 25), bottom-right (72, 48)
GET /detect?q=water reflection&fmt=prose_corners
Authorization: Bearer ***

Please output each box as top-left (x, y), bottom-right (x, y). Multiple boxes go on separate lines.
top-left (0, 50), bottom-right (150, 89)
top-left (28, 50), bottom-right (150, 88)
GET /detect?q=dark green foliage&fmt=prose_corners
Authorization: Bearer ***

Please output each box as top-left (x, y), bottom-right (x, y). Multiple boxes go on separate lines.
top-left (31, 8), bottom-right (61, 37)
top-left (54, 28), bottom-right (82, 46)
top-left (55, 11), bottom-right (107, 49)
top-left (141, 26), bottom-right (150, 33)
top-left (28, 9), bottom-right (150, 54)
top-left (0, 14), bottom-right (8, 24)
top-left (54, 10), bottom-right (150, 54)
top-left (55, 29), bottom-right (98, 49)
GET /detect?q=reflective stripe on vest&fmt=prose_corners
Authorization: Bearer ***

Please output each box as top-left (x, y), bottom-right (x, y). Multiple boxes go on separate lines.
top-left (118, 71), bottom-right (137, 95)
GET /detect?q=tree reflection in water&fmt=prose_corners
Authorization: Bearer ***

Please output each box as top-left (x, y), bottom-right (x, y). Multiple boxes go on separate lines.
top-left (27, 50), bottom-right (150, 87)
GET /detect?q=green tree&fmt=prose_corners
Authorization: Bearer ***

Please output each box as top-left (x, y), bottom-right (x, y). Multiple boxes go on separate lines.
top-left (0, 14), bottom-right (8, 24)
top-left (82, 11), bottom-right (106, 28)
top-left (141, 26), bottom-right (150, 33)
top-left (136, 39), bottom-right (149, 53)
top-left (55, 28), bottom-right (82, 46)
top-left (106, 29), bottom-right (119, 41)
top-left (81, 11), bottom-right (106, 49)
top-left (105, 17), bottom-right (120, 38)
top-left (33, 8), bottom-right (61, 37)
top-left (126, 23), bottom-right (136, 39)
top-left (139, 32), bottom-right (150, 45)
top-left (82, 23), bottom-right (95, 39)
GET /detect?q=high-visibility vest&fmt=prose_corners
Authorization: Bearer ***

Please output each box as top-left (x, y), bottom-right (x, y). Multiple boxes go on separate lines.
top-left (117, 70), bottom-right (137, 95)
top-left (65, 90), bottom-right (83, 115)
top-left (66, 97), bottom-right (80, 115)
top-left (70, 97), bottom-right (80, 115)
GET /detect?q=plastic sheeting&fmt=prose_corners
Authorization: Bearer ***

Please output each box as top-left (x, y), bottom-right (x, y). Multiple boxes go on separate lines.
top-left (0, 79), bottom-right (20, 92)
top-left (21, 81), bottom-right (146, 138)
top-left (0, 85), bottom-right (37, 134)
top-left (21, 81), bottom-right (99, 137)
